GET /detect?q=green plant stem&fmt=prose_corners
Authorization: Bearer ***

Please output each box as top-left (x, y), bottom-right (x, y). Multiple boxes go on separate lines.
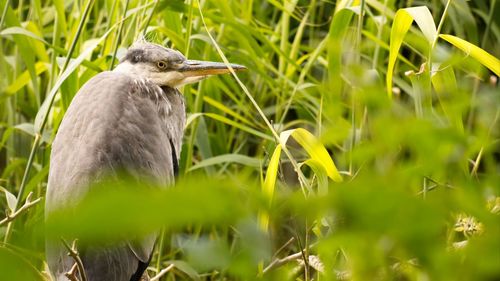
top-left (184, 0), bottom-right (195, 57)
top-left (429, 0), bottom-right (452, 73)
top-left (155, 229), bottom-right (166, 273)
top-left (196, 0), bottom-right (312, 195)
top-left (183, 0), bottom-right (197, 173)
top-left (356, 0), bottom-right (365, 64)
top-left (100, 0), bottom-right (119, 57)
top-left (372, 0), bottom-right (388, 68)
top-left (109, 0), bottom-right (131, 70)
top-left (2, 135), bottom-right (40, 243)
top-left (480, 0), bottom-right (496, 49)
top-left (467, 0), bottom-right (497, 132)
top-left (142, 0), bottom-right (159, 36)
top-left (0, 0), bottom-right (10, 30)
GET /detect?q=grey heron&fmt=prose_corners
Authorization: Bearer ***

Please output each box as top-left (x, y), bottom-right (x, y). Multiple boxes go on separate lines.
top-left (45, 42), bottom-right (245, 281)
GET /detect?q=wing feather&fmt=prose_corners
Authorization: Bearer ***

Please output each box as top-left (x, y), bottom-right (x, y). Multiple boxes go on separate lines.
top-left (46, 71), bottom-right (173, 280)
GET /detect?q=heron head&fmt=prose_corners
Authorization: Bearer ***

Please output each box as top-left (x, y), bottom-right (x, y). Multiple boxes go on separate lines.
top-left (114, 43), bottom-right (246, 88)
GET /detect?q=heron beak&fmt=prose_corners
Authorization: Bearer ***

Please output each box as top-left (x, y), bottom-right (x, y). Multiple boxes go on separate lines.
top-left (178, 60), bottom-right (247, 77)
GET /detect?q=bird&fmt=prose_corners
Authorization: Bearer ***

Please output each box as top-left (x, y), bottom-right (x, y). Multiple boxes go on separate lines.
top-left (45, 42), bottom-right (245, 281)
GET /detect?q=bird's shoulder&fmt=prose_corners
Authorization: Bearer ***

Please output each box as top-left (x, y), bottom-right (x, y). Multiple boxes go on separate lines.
top-left (51, 71), bottom-right (172, 185)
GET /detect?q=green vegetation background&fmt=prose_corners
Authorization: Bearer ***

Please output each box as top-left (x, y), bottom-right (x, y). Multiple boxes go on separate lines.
top-left (0, 0), bottom-right (499, 280)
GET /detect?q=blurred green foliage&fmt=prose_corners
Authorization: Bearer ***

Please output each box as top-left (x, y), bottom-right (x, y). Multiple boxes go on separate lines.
top-left (0, 0), bottom-right (499, 280)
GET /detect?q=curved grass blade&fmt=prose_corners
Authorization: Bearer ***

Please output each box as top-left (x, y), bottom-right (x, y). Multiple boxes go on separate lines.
top-left (189, 153), bottom-right (261, 171)
top-left (280, 128), bottom-right (342, 182)
top-left (386, 6), bottom-right (437, 97)
top-left (3, 62), bottom-right (48, 96)
top-left (439, 34), bottom-right (500, 76)
top-left (301, 159), bottom-right (328, 195)
top-left (258, 144), bottom-right (282, 231)
top-left (387, 9), bottom-right (413, 97)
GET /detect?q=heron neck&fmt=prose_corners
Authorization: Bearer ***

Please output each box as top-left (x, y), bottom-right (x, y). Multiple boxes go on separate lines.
top-left (157, 86), bottom-right (185, 161)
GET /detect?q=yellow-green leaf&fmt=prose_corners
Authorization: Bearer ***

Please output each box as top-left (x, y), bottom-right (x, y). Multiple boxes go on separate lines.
top-left (4, 62), bottom-right (48, 95)
top-left (386, 6), bottom-right (437, 97)
top-left (387, 9), bottom-right (413, 97)
top-left (301, 159), bottom-right (329, 195)
top-left (431, 64), bottom-right (462, 131)
top-left (280, 128), bottom-right (342, 182)
top-left (259, 144), bottom-right (282, 231)
top-left (439, 34), bottom-right (500, 76)
top-left (263, 144), bottom-right (282, 201)
top-left (404, 6), bottom-right (436, 44)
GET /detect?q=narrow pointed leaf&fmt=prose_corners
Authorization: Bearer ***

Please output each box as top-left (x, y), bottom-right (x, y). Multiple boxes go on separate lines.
top-left (439, 34), bottom-right (500, 76)
top-left (280, 128), bottom-right (342, 182)
top-left (387, 9), bottom-right (413, 97)
top-left (404, 6), bottom-right (437, 43)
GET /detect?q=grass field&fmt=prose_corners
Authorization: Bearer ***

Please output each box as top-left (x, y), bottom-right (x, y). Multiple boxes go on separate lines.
top-left (0, 0), bottom-right (499, 280)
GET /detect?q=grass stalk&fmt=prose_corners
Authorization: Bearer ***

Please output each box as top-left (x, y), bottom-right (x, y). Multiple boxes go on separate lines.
top-left (0, 0), bottom-right (10, 30)
top-left (182, 0), bottom-right (198, 173)
top-left (100, 0), bottom-right (118, 57)
top-left (429, 0), bottom-right (452, 73)
top-left (197, 0), bottom-right (312, 195)
top-left (109, 0), bottom-right (131, 70)
top-left (2, 135), bottom-right (39, 243)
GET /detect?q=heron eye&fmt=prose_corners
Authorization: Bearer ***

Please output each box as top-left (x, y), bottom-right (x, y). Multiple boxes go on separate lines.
top-left (157, 61), bottom-right (168, 70)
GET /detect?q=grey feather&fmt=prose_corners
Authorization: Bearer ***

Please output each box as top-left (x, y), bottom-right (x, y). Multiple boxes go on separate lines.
top-left (45, 42), bottom-right (242, 281)
top-left (46, 71), bottom-right (185, 281)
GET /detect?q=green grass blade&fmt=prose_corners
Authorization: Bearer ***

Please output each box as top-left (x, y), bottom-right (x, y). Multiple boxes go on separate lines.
top-left (404, 6), bottom-right (437, 44)
top-left (386, 9), bottom-right (414, 97)
top-left (280, 128), bottom-right (342, 182)
top-left (327, 8), bottom-right (355, 97)
top-left (259, 143), bottom-right (281, 231)
top-left (189, 153), bottom-right (261, 171)
top-left (3, 62), bottom-right (48, 96)
top-left (439, 34), bottom-right (500, 76)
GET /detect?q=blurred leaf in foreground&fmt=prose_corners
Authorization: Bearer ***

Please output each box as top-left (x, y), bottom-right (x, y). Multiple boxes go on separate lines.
top-left (46, 175), bottom-right (261, 245)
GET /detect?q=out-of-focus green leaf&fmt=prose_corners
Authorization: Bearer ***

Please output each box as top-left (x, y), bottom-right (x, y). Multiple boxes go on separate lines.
top-left (0, 247), bottom-right (45, 281)
top-left (0, 127), bottom-right (14, 149)
top-left (167, 260), bottom-right (200, 281)
top-left (439, 34), bottom-right (500, 76)
top-left (431, 64), bottom-right (463, 131)
top-left (182, 236), bottom-right (231, 273)
top-left (406, 65), bottom-right (431, 117)
top-left (0, 26), bottom-right (48, 44)
top-left (45, 176), bottom-right (258, 244)
top-left (431, 64), bottom-right (458, 95)
top-left (158, 0), bottom-right (188, 13)
top-left (3, 62), bottom-right (48, 96)
top-left (23, 165), bottom-right (49, 202)
top-left (327, 8), bottom-right (355, 97)
top-left (24, 21), bottom-right (49, 62)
